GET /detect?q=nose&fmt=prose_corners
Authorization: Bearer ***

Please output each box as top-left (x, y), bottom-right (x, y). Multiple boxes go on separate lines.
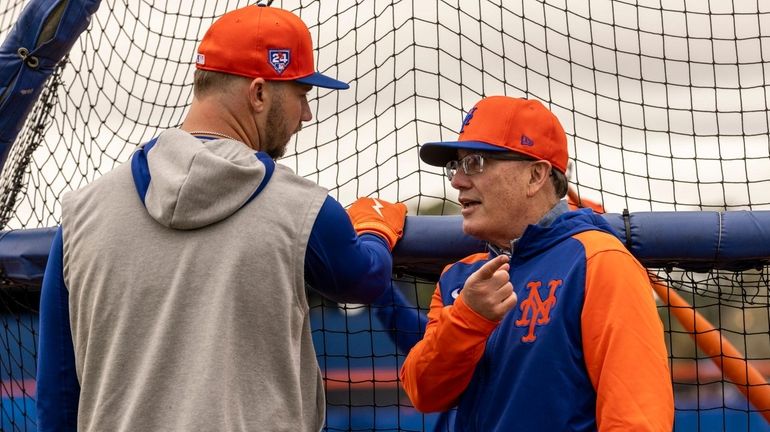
top-left (450, 169), bottom-right (471, 190)
top-left (301, 97), bottom-right (312, 122)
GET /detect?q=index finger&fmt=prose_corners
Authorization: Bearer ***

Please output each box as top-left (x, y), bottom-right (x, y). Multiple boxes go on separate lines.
top-left (473, 254), bottom-right (510, 281)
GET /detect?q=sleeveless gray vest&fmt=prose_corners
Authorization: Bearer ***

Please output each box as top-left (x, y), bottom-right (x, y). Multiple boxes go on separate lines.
top-left (62, 130), bottom-right (328, 431)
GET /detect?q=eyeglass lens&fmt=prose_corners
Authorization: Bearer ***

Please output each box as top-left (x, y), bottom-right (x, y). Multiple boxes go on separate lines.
top-left (444, 153), bottom-right (485, 180)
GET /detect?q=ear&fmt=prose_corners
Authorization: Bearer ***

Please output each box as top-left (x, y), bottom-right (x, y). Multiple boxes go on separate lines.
top-left (248, 78), bottom-right (268, 113)
top-left (526, 160), bottom-right (552, 197)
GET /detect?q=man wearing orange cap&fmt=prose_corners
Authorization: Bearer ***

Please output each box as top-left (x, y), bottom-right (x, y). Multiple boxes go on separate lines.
top-left (401, 96), bottom-right (673, 431)
top-left (36, 5), bottom-right (405, 431)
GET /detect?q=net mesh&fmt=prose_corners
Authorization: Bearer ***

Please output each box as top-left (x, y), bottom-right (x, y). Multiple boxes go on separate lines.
top-left (1, 0), bottom-right (770, 430)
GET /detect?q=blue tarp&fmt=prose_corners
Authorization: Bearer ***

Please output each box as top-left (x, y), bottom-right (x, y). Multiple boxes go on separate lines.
top-left (3, 211), bottom-right (770, 286)
top-left (0, 0), bottom-right (101, 166)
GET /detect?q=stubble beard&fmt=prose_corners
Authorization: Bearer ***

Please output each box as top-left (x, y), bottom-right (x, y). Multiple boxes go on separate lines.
top-left (263, 97), bottom-right (302, 160)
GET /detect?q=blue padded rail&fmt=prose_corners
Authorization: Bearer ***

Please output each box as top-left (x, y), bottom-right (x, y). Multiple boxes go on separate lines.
top-left (3, 211), bottom-right (769, 286)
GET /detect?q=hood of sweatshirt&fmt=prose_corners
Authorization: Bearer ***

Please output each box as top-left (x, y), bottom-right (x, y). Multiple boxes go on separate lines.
top-left (130, 128), bottom-right (275, 230)
top-left (512, 208), bottom-right (619, 261)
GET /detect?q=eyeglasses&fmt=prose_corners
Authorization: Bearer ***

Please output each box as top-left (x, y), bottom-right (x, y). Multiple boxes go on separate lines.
top-left (444, 152), bottom-right (535, 181)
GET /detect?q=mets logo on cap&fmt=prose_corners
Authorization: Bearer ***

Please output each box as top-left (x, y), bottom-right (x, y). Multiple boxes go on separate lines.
top-left (268, 49), bottom-right (291, 74)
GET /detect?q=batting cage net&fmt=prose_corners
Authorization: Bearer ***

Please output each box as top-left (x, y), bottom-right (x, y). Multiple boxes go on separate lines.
top-left (1, 0), bottom-right (770, 430)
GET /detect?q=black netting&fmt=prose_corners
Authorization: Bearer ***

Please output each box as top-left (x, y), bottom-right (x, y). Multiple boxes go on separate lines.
top-left (1, 1), bottom-right (770, 430)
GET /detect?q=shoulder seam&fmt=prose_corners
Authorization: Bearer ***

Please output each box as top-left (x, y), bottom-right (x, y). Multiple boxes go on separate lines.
top-left (573, 230), bottom-right (633, 261)
top-left (440, 252), bottom-right (488, 276)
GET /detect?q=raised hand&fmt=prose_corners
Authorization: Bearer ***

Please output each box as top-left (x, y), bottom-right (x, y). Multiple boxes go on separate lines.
top-left (346, 197), bottom-right (408, 250)
top-left (460, 255), bottom-right (517, 321)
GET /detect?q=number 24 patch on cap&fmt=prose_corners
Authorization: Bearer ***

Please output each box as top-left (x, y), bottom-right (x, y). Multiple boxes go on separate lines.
top-left (268, 49), bottom-right (291, 74)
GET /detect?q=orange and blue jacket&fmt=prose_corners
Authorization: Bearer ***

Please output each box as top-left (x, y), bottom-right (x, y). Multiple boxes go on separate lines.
top-left (400, 207), bottom-right (673, 431)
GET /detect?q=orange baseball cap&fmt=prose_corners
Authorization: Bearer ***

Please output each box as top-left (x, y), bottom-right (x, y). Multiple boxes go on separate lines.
top-left (196, 5), bottom-right (349, 90)
top-left (420, 96), bottom-right (568, 173)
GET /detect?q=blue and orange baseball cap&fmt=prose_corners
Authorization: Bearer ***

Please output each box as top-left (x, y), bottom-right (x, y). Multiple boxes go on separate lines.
top-left (419, 96), bottom-right (568, 173)
top-left (196, 5), bottom-right (349, 90)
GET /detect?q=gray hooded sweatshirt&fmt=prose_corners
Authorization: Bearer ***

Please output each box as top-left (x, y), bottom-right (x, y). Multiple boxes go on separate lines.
top-left (62, 128), bottom-right (328, 431)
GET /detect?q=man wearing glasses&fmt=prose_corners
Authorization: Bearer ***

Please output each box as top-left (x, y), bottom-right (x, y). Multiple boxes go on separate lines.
top-left (401, 96), bottom-right (673, 431)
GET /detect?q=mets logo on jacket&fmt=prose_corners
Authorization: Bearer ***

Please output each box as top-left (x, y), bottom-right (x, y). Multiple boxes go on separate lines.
top-left (514, 279), bottom-right (562, 342)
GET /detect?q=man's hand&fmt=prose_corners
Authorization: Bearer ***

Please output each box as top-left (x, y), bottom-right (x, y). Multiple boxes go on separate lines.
top-left (460, 255), bottom-right (517, 321)
top-left (346, 197), bottom-right (407, 250)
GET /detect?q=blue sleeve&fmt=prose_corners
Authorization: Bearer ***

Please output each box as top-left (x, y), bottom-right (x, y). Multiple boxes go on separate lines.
top-left (304, 196), bottom-right (392, 304)
top-left (36, 226), bottom-right (79, 431)
top-left (433, 409), bottom-right (457, 431)
top-left (371, 283), bottom-right (428, 354)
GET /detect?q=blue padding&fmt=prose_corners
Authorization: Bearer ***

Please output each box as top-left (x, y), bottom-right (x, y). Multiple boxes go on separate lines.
top-left (722, 211), bottom-right (770, 262)
top-left (393, 211), bottom-right (770, 277)
top-left (602, 211), bottom-right (770, 272)
top-left (0, 0), bottom-right (102, 167)
top-left (602, 212), bottom-right (723, 268)
top-left (4, 211), bottom-right (770, 285)
top-left (392, 216), bottom-right (485, 280)
top-left (0, 227), bottom-right (58, 285)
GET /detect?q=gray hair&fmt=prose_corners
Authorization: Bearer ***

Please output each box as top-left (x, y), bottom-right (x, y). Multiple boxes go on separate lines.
top-left (551, 169), bottom-right (568, 199)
